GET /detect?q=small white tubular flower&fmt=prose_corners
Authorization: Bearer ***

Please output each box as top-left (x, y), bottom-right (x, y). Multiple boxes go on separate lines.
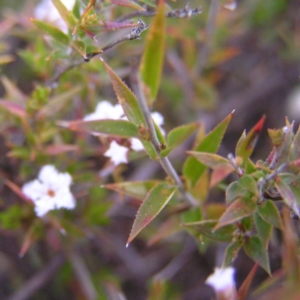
top-left (206, 267), bottom-right (236, 300)
top-left (35, 0), bottom-right (75, 33)
top-left (22, 165), bottom-right (75, 217)
top-left (104, 141), bottom-right (129, 166)
top-left (130, 138), bottom-right (144, 151)
top-left (83, 101), bottom-right (125, 121)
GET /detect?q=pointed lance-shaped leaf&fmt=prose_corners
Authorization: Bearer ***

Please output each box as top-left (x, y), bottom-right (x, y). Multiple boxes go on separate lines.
top-left (31, 19), bottom-right (70, 45)
top-left (51, 0), bottom-right (78, 28)
top-left (104, 180), bottom-right (160, 200)
top-left (184, 220), bottom-right (236, 242)
top-left (183, 111), bottom-right (234, 187)
top-left (0, 100), bottom-right (27, 119)
top-left (139, 0), bottom-right (165, 105)
top-left (222, 240), bottom-right (242, 268)
top-left (215, 196), bottom-right (257, 230)
top-left (161, 122), bottom-right (199, 157)
top-left (102, 59), bottom-right (157, 159)
top-left (127, 183), bottom-right (177, 246)
top-left (257, 200), bottom-right (283, 230)
top-left (243, 235), bottom-right (271, 275)
top-left (254, 212), bottom-right (272, 250)
top-left (237, 264), bottom-right (259, 300)
top-left (64, 119), bottom-right (140, 138)
top-left (236, 115), bottom-right (266, 161)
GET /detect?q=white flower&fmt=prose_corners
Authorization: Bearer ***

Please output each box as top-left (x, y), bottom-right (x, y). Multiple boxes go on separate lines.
top-left (223, 1), bottom-right (237, 11)
top-left (206, 267), bottom-right (236, 300)
top-left (22, 165), bottom-right (75, 217)
top-left (83, 101), bottom-right (124, 121)
top-left (104, 141), bottom-right (129, 166)
top-left (35, 0), bottom-right (75, 33)
top-left (130, 138), bottom-right (144, 151)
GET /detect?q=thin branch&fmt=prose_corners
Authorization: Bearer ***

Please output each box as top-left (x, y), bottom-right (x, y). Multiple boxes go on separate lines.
top-left (116, 4), bottom-right (202, 23)
top-left (136, 76), bottom-right (198, 207)
top-left (48, 20), bottom-right (148, 86)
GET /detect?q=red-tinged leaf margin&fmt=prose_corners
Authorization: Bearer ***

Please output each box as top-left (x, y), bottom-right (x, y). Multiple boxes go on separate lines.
top-left (161, 122), bottom-right (199, 157)
top-left (215, 197), bottom-right (257, 230)
top-left (127, 183), bottom-right (177, 246)
top-left (183, 111), bottom-right (234, 187)
top-left (235, 115), bottom-right (266, 161)
top-left (139, 0), bottom-right (165, 105)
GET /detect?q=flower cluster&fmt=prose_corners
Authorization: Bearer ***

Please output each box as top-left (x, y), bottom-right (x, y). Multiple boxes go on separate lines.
top-left (22, 165), bottom-right (75, 217)
top-left (83, 101), bottom-right (165, 166)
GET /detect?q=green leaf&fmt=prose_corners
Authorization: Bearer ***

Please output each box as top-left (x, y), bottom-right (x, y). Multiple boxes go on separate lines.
top-left (31, 19), bottom-right (70, 45)
top-left (226, 181), bottom-right (244, 204)
top-left (239, 175), bottom-right (259, 196)
top-left (184, 220), bottom-right (236, 242)
top-left (183, 111), bottom-right (234, 186)
top-left (37, 86), bottom-right (81, 119)
top-left (236, 115), bottom-right (266, 161)
top-left (187, 152), bottom-right (232, 169)
top-left (102, 59), bottom-right (157, 159)
top-left (71, 40), bottom-right (86, 57)
top-left (66, 119), bottom-right (139, 138)
top-left (161, 122), bottom-right (199, 157)
top-left (257, 200), bottom-right (283, 230)
top-left (51, 0), bottom-right (78, 28)
top-left (215, 197), bottom-right (257, 230)
top-left (243, 235), bottom-right (270, 275)
top-left (139, 0), bottom-right (165, 104)
top-left (254, 212), bottom-right (272, 249)
top-left (222, 241), bottom-right (242, 268)
top-left (127, 183), bottom-right (177, 245)
top-left (104, 180), bottom-right (160, 200)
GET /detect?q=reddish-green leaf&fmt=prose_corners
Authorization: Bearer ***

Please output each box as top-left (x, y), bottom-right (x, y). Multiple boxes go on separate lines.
top-left (257, 200), bottom-right (283, 230)
top-left (104, 180), bottom-right (160, 200)
top-left (236, 115), bottom-right (266, 161)
top-left (161, 122), bottom-right (199, 157)
top-left (187, 152), bottom-right (232, 169)
top-left (102, 60), bottom-right (157, 159)
top-left (215, 197), bottom-right (257, 230)
top-left (0, 100), bottom-right (27, 118)
top-left (222, 241), bottom-right (242, 268)
top-left (243, 235), bottom-right (270, 275)
top-left (254, 212), bottom-right (272, 249)
top-left (127, 183), bottom-right (177, 246)
top-left (1, 76), bottom-right (26, 103)
top-left (110, 0), bottom-right (145, 10)
top-left (183, 111), bottom-right (234, 186)
top-left (184, 220), bottom-right (236, 242)
top-left (139, 0), bottom-right (165, 104)
top-left (64, 119), bottom-right (139, 138)
top-left (275, 175), bottom-right (299, 216)
top-left (237, 264), bottom-right (259, 300)
top-left (31, 19), bottom-right (70, 45)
